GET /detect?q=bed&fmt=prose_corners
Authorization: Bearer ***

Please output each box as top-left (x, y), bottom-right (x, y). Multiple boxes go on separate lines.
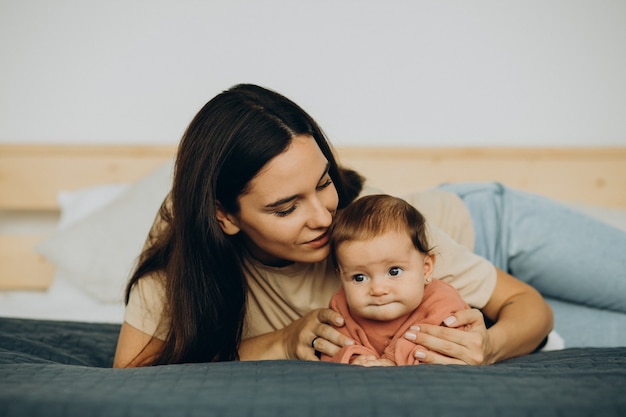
top-left (1, 144), bottom-right (625, 416)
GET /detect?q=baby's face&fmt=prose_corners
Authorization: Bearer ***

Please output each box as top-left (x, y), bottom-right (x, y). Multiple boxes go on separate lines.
top-left (336, 230), bottom-right (434, 322)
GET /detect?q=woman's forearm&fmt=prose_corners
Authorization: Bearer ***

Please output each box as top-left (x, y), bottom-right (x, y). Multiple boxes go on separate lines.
top-left (482, 268), bottom-right (554, 363)
top-left (238, 329), bottom-right (288, 361)
top-left (238, 308), bottom-right (349, 361)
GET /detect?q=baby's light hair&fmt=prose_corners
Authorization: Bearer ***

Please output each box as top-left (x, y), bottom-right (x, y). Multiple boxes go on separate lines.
top-left (329, 194), bottom-right (432, 268)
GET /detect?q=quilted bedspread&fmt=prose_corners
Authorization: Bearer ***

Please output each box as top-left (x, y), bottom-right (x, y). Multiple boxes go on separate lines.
top-left (1, 317), bottom-right (625, 417)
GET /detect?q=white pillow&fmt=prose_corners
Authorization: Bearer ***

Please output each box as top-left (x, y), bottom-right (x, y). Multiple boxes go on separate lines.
top-left (36, 160), bottom-right (174, 303)
top-left (57, 183), bottom-right (130, 230)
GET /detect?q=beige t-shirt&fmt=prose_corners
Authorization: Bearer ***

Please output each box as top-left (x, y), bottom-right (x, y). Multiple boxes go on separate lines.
top-left (124, 189), bottom-right (495, 340)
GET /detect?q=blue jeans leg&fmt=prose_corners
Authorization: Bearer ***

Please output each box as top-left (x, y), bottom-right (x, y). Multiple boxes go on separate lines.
top-left (438, 182), bottom-right (626, 314)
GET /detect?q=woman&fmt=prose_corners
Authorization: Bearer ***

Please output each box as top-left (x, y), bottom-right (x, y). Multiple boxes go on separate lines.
top-left (114, 83), bottom-right (563, 367)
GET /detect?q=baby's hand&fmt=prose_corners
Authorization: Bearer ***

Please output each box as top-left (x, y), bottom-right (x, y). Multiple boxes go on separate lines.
top-left (351, 355), bottom-right (396, 367)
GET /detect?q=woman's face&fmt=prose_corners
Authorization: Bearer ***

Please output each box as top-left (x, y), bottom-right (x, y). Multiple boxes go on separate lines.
top-left (217, 134), bottom-right (339, 266)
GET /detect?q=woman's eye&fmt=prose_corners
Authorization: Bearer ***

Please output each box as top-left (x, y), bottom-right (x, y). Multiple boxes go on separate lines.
top-left (274, 205), bottom-right (297, 217)
top-left (352, 274), bottom-right (367, 283)
top-left (316, 178), bottom-right (333, 190)
top-left (388, 267), bottom-right (403, 277)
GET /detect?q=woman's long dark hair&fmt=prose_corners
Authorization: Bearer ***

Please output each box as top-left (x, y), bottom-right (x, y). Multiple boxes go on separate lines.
top-left (125, 84), bottom-right (364, 365)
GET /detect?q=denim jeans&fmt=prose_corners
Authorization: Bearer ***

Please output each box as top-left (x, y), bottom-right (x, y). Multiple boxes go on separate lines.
top-left (438, 182), bottom-right (626, 313)
top-left (438, 182), bottom-right (626, 347)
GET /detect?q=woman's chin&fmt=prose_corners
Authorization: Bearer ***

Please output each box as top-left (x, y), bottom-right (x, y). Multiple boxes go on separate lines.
top-left (306, 246), bottom-right (331, 263)
top-left (290, 245), bottom-right (330, 264)
top-left (261, 246), bottom-right (330, 266)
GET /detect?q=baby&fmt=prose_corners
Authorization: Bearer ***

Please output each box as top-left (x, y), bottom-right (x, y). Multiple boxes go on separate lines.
top-left (322, 194), bottom-right (469, 366)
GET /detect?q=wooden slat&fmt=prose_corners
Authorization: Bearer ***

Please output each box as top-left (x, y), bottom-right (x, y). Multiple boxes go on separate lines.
top-left (0, 145), bottom-right (177, 210)
top-left (0, 234), bottom-right (54, 290)
top-left (337, 147), bottom-right (626, 208)
top-left (2, 144), bottom-right (626, 209)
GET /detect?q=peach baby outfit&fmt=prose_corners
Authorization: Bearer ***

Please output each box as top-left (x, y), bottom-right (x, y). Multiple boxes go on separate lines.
top-left (321, 279), bottom-right (469, 365)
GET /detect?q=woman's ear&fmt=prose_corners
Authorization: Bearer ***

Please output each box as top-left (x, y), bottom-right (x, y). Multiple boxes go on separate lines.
top-left (216, 203), bottom-right (241, 235)
top-left (423, 253), bottom-right (436, 284)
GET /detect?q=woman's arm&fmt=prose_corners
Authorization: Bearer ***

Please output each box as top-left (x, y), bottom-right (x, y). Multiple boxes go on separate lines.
top-left (480, 268), bottom-right (554, 362)
top-left (404, 268), bottom-right (553, 364)
top-left (113, 321), bottom-right (164, 368)
top-left (238, 308), bottom-right (354, 361)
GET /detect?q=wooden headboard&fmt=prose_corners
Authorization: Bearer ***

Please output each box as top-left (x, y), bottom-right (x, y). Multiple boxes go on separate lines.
top-left (2, 144), bottom-right (626, 290)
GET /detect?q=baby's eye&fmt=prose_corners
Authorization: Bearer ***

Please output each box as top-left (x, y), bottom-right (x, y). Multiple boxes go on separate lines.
top-left (388, 267), bottom-right (403, 277)
top-left (352, 274), bottom-right (368, 283)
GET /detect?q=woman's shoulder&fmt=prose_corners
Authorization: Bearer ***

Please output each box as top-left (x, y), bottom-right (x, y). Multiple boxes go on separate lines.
top-left (125, 272), bottom-right (168, 340)
top-left (405, 189), bottom-right (474, 249)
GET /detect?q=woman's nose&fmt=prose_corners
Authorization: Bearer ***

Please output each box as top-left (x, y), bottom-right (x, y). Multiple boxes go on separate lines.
top-left (307, 197), bottom-right (333, 229)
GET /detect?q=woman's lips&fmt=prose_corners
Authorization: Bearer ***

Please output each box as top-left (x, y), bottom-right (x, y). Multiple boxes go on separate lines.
top-left (305, 230), bottom-right (330, 249)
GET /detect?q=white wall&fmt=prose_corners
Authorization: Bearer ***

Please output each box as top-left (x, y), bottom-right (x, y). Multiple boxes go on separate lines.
top-left (1, 0), bottom-right (625, 147)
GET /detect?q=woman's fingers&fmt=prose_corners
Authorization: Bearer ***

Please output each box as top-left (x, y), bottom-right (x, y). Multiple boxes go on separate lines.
top-left (413, 324), bottom-right (487, 364)
top-left (310, 309), bottom-right (354, 358)
top-left (403, 309), bottom-right (490, 365)
top-left (316, 307), bottom-right (346, 327)
top-left (445, 308), bottom-right (485, 329)
top-left (288, 308), bottom-right (354, 361)
top-left (414, 347), bottom-right (468, 365)
top-left (408, 325), bottom-right (473, 364)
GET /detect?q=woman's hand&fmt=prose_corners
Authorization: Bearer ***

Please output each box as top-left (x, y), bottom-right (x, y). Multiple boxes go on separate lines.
top-left (403, 308), bottom-right (494, 365)
top-left (238, 308), bottom-right (354, 361)
top-left (281, 308), bottom-right (355, 361)
top-left (404, 268), bottom-right (554, 365)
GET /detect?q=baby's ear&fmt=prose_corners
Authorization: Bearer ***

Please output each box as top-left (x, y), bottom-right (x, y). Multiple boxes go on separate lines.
top-left (423, 253), bottom-right (436, 283)
top-left (216, 203), bottom-right (241, 235)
